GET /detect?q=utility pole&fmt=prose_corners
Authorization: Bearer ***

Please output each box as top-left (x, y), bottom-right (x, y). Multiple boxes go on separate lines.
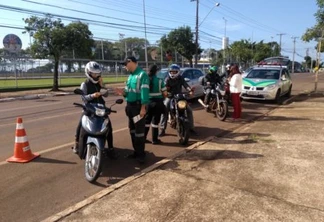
top-left (119, 33), bottom-right (125, 60)
top-left (191, 0), bottom-right (199, 67)
top-left (223, 17), bottom-right (227, 65)
top-left (277, 33), bottom-right (286, 55)
top-left (101, 39), bottom-right (104, 60)
top-left (291, 36), bottom-right (298, 74)
top-left (143, 0), bottom-right (148, 70)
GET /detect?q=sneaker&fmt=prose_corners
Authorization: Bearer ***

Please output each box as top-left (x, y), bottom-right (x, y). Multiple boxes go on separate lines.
top-left (189, 129), bottom-right (198, 136)
top-left (105, 148), bottom-right (119, 160)
top-left (152, 139), bottom-right (162, 145)
top-left (72, 142), bottom-right (79, 154)
top-left (159, 130), bottom-right (165, 137)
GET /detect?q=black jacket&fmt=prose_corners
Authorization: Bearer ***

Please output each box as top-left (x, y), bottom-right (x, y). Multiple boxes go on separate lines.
top-left (165, 75), bottom-right (191, 98)
top-left (204, 73), bottom-right (222, 87)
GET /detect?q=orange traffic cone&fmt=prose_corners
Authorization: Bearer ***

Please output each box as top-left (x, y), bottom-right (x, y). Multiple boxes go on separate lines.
top-left (7, 117), bottom-right (40, 163)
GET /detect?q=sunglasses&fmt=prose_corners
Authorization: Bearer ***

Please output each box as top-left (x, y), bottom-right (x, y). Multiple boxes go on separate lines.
top-left (170, 71), bottom-right (178, 74)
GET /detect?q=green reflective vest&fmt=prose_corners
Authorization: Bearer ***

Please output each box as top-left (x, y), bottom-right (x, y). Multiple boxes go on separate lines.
top-left (124, 66), bottom-right (150, 104)
top-left (149, 75), bottom-right (166, 99)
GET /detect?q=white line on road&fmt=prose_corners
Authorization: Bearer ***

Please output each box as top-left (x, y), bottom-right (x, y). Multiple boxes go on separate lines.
top-left (0, 111), bottom-right (81, 128)
top-left (0, 126), bottom-right (129, 166)
top-left (0, 102), bottom-right (63, 112)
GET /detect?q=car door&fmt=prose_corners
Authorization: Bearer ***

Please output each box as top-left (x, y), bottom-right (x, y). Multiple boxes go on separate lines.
top-left (191, 69), bottom-right (205, 97)
top-left (181, 69), bottom-right (194, 94)
top-left (280, 69), bottom-right (289, 94)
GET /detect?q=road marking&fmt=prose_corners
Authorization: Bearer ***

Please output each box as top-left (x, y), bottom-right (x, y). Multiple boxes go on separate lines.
top-left (0, 111), bottom-right (81, 128)
top-left (0, 126), bottom-right (129, 166)
top-left (0, 102), bottom-right (63, 112)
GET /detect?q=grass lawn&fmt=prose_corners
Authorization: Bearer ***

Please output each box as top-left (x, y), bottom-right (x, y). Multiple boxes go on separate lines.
top-left (0, 76), bottom-right (128, 91)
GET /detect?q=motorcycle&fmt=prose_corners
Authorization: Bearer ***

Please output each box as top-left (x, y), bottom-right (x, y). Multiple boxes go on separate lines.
top-left (169, 93), bottom-right (191, 145)
top-left (198, 82), bottom-right (228, 121)
top-left (73, 88), bottom-right (123, 183)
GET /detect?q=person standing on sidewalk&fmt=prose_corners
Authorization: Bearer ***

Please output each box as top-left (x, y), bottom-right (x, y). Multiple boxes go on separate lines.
top-left (228, 64), bottom-right (243, 121)
top-left (144, 64), bottom-right (167, 144)
top-left (115, 56), bottom-right (150, 163)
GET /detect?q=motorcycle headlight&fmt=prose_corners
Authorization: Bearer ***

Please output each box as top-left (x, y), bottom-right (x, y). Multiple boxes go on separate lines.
top-left (95, 107), bottom-right (106, 116)
top-left (265, 84), bottom-right (277, 90)
top-left (177, 100), bottom-right (187, 109)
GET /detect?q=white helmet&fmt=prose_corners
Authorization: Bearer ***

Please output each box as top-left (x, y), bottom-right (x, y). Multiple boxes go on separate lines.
top-left (85, 61), bottom-right (102, 84)
top-left (168, 64), bottom-right (180, 79)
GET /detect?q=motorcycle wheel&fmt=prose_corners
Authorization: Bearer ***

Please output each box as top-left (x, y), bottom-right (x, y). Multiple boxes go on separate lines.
top-left (84, 144), bottom-right (103, 183)
top-left (214, 101), bottom-right (228, 121)
top-left (177, 120), bottom-right (189, 145)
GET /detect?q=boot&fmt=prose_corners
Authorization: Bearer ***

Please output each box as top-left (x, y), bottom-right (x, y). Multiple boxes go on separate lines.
top-left (152, 128), bottom-right (162, 144)
top-left (159, 129), bottom-right (165, 137)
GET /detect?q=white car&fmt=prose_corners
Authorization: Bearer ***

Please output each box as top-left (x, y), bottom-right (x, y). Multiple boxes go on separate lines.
top-left (157, 67), bottom-right (205, 98)
top-left (241, 65), bottom-right (293, 103)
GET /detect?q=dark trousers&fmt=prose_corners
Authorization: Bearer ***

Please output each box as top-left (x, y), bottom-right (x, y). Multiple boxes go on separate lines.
top-left (75, 114), bottom-right (113, 149)
top-left (125, 102), bottom-right (146, 157)
top-left (231, 93), bottom-right (242, 119)
top-left (145, 99), bottom-right (164, 142)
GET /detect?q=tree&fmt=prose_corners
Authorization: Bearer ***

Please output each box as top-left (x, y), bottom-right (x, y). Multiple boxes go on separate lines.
top-left (160, 26), bottom-right (201, 67)
top-left (23, 15), bottom-right (94, 91)
top-left (230, 40), bottom-right (254, 66)
top-left (302, 0), bottom-right (324, 51)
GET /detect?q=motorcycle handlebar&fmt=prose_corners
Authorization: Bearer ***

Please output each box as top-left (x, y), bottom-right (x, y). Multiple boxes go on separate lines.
top-left (73, 102), bottom-right (84, 107)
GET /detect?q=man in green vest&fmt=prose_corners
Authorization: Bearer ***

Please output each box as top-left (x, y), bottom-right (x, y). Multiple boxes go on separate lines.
top-left (116, 56), bottom-right (150, 164)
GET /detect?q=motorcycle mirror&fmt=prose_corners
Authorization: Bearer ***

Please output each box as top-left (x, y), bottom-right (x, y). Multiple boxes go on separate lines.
top-left (74, 88), bottom-right (84, 95)
top-left (115, 99), bottom-right (124, 104)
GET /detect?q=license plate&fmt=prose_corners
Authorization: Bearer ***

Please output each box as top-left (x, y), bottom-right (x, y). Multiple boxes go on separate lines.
top-left (247, 91), bottom-right (258, 95)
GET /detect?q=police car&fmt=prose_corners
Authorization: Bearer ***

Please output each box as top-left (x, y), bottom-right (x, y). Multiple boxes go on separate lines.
top-left (241, 63), bottom-right (293, 103)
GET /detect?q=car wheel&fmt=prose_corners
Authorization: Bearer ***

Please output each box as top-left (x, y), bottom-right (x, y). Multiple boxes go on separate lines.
top-left (285, 85), bottom-right (292, 97)
top-left (274, 89), bottom-right (281, 104)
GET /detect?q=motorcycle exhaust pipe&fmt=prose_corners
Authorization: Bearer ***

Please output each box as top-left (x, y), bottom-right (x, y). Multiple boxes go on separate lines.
top-left (198, 99), bottom-right (208, 108)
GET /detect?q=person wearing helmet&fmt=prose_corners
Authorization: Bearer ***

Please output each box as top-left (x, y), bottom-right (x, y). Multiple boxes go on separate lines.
top-left (203, 65), bottom-right (222, 110)
top-left (73, 61), bottom-right (118, 159)
top-left (159, 64), bottom-right (197, 137)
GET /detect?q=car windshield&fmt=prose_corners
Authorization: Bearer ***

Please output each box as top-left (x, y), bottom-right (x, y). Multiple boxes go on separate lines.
top-left (157, 69), bottom-right (184, 79)
top-left (246, 69), bottom-right (280, 79)
top-left (157, 69), bottom-right (168, 79)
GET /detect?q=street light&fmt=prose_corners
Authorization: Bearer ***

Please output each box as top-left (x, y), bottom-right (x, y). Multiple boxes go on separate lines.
top-left (199, 3), bottom-right (220, 27)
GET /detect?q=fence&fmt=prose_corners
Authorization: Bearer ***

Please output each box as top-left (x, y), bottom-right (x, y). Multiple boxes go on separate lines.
top-left (0, 57), bottom-right (173, 90)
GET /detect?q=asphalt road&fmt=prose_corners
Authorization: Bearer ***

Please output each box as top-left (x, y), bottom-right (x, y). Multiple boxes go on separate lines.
top-left (0, 72), bottom-right (317, 222)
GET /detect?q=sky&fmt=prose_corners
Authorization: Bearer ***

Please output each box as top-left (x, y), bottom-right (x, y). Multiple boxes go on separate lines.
top-left (0, 0), bottom-right (319, 63)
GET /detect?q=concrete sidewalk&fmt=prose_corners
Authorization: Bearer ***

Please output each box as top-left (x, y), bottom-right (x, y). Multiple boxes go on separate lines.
top-left (42, 90), bottom-right (324, 222)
